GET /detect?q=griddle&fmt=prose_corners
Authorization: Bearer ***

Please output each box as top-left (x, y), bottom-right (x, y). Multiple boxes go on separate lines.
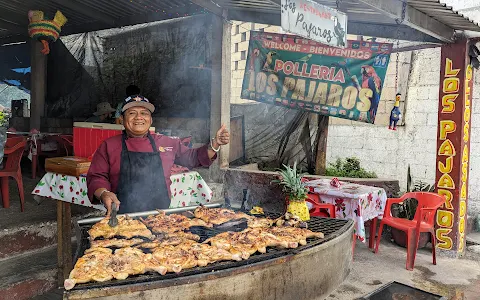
top-left (71, 207), bottom-right (351, 291)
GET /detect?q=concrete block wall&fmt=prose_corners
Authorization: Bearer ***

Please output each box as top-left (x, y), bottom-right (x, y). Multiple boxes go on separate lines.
top-left (326, 47), bottom-right (480, 216)
top-left (230, 22), bottom-right (281, 104)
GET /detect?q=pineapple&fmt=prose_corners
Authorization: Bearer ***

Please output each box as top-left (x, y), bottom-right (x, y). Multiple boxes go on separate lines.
top-left (273, 162), bottom-right (310, 221)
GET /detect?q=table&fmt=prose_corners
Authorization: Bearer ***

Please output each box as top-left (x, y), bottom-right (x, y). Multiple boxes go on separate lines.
top-left (32, 171), bottom-right (213, 209)
top-left (304, 179), bottom-right (387, 244)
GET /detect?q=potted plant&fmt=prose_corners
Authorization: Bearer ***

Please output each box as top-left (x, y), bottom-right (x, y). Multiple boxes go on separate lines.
top-left (390, 166), bottom-right (433, 248)
top-left (272, 162), bottom-right (310, 221)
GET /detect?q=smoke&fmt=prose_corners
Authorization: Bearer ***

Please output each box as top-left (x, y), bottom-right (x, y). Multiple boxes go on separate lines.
top-left (47, 15), bottom-right (213, 121)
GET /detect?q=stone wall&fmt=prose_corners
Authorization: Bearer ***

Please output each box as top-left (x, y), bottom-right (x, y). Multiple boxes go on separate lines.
top-left (223, 168), bottom-right (400, 213)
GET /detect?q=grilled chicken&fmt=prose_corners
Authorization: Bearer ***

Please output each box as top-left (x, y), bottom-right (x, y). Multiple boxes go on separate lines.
top-left (152, 245), bottom-right (198, 273)
top-left (88, 216), bottom-right (154, 240)
top-left (64, 248), bottom-right (114, 290)
top-left (247, 217), bottom-right (274, 228)
top-left (266, 227), bottom-right (324, 246)
top-left (137, 232), bottom-right (200, 249)
top-left (90, 238), bottom-right (144, 249)
top-left (141, 211), bottom-right (212, 234)
top-left (183, 243), bottom-right (242, 266)
top-left (194, 206), bottom-right (253, 225)
top-left (204, 231), bottom-right (261, 259)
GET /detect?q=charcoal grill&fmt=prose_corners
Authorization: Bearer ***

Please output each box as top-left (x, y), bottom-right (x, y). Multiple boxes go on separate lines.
top-left (65, 205), bottom-right (355, 300)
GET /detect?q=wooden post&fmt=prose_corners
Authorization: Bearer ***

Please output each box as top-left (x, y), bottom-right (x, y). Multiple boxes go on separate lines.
top-left (57, 200), bottom-right (72, 286)
top-left (315, 115), bottom-right (329, 175)
top-left (434, 40), bottom-right (473, 257)
top-left (30, 40), bottom-right (47, 130)
top-left (209, 11), bottom-right (231, 181)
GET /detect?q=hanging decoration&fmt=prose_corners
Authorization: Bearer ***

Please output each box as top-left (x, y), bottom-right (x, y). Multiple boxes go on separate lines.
top-left (389, 93), bottom-right (402, 130)
top-left (28, 10), bottom-right (68, 55)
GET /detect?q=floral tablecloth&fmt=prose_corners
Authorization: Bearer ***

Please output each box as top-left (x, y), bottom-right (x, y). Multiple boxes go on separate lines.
top-left (32, 171), bottom-right (213, 211)
top-left (304, 179), bottom-right (387, 242)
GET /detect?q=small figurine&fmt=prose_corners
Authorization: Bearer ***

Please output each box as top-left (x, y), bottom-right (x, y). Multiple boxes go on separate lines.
top-left (389, 93), bottom-right (402, 130)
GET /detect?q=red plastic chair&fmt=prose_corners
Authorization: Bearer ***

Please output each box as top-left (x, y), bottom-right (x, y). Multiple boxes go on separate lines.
top-left (1, 137), bottom-right (27, 211)
top-left (32, 134), bottom-right (74, 178)
top-left (305, 193), bottom-right (336, 218)
top-left (374, 192), bottom-right (445, 270)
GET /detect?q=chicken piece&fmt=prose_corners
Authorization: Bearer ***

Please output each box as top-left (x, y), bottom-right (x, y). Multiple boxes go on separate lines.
top-left (187, 243), bottom-right (242, 266)
top-left (90, 238), bottom-right (144, 249)
top-left (88, 216), bottom-right (153, 240)
top-left (114, 247), bottom-right (145, 279)
top-left (152, 246), bottom-right (197, 273)
top-left (194, 206), bottom-right (253, 225)
top-left (204, 231), bottom-right (259, 259)
top-left (141, 211), bottom-right (213, 234)
top-left (64, 248), bottom-right (113, 290)
top-left (144, 253), bottom-right (168, 275)
top-left (266, 227), bottom-right (323, 247)
top-left (139, 238), bottom-right (197, 250)
top-left (243, 228), bottom-right (289, 249)
top-left (247, 217), bottom-right (274, 228)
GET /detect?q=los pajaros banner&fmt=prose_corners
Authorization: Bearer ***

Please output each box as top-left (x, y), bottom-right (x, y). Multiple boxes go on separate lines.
top-left (241, 32), bottom-right (392, 123)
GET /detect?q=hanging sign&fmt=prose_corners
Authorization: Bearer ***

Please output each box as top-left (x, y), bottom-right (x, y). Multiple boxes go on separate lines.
top-left (241, 32), bottom-right (392, 124)
top-left (281, 0), bottom-right (347, 48)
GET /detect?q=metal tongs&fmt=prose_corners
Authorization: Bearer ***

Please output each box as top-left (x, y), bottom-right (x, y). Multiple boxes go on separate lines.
top-left (108, 202), bottom-right (119, 227)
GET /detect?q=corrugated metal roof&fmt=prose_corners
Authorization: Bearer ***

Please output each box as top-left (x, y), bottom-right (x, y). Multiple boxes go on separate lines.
top-left (0, 0), bottom-right (479, 43)
top-left (408, 0), bottom-right (480, 31)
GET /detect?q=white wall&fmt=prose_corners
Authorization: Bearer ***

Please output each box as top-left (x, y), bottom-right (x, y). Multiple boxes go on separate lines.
top-left (326, 47), bottom-right (480, 216)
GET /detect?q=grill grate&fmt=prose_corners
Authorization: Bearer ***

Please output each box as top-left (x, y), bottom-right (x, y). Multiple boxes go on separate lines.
top-left (71, 212), bottom-right (351, 291)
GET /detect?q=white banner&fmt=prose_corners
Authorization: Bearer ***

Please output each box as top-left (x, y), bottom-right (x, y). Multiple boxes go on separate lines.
top-left (281, 0), bottom-right (347, 48)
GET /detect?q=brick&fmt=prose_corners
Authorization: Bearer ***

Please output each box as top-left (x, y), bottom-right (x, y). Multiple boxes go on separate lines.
top-left (238, 60), bottom-right (246, 70)
top-left (231, 52), bottom-right (241, 62)
top-left (238, 41), bottom-right (249, 51)
top-left (426, 113), bottom-right (438, 126)
top-left (231, 34), bottom-right (241, 44)
top-left (405, 112), bottom-right (428, 125)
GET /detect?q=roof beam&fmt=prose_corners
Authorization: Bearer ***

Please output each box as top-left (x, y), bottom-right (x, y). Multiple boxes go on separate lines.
top-left (228, 9), bottom-right (441, 43)
top-left (49, 0), bottom-right (116, 25)
top-left (356, 0), bottom-right (455, 42)
top-left (0, 34), bottom-right (28, 46)
top-left (0, 10), bottom-right (28, 26)
top-left (0, 19), bottom-right (25, 34)
top-left (189, 0), bottom-right (224, 16)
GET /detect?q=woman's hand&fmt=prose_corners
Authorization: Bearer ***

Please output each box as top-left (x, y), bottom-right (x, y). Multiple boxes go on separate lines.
top-left (100, 190), bottom-right (121, 217)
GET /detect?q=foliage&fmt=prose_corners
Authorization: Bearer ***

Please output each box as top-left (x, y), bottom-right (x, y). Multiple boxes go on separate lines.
top-left (272, 161), bottom-right (308, 201)
top-left (325, 157), bottom-right (377, 178)
top-left (0, 111), bottom-right (10, 127)
top-left (394, 165), bottom-right (435, 220)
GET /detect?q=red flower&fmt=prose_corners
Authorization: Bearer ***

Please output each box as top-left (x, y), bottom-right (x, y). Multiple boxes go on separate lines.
top-left (70, 187), bottom-right (74, 192)
top-left (334, 199), bottom-right (345, 212)
top-left (179, 190), bottom-right (183, 195)
top-left (367, 193), bottom-right (373, 204)
top-left (206, 199), bottom-right (210, 202)
top-left (202, 193), bottom-right (206, 197)
top-left (49, 187), bottom-right (53, 191)
top-left (190, 190), bottom-right (194, 195)
top-left (71, 197), bottom-right (75, 202)
top-left (34, 189), bottom-right (40, 193)
top-left (197, 184), bottom-right (203, 188)
top-left (59, 185), bottom-right (64, 190)
top-left (81, 201), bottom-right (85, 204)
top-left (76, 192), bottom-right (79, 195)
top-left (80, 189), bottom-right (83, 192)
top-left (182, 202), bottom-right (186, 207)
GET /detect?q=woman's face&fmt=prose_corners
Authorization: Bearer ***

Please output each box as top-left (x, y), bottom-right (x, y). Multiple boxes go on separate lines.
top-left (122, 107), bottom-right (152, 137)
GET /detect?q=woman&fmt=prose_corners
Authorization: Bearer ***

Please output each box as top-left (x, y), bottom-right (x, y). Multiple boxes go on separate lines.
top-left (87, 95), bottom-right (229, 215)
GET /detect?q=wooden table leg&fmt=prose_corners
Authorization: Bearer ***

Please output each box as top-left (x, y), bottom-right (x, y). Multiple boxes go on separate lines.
top-left (57, 200), bottom-right (72, 287)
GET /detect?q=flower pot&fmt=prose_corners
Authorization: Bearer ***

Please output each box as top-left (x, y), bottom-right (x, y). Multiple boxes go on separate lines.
top-left (391, 228), bottom-right (430, 249)
top-left (286, 199), bottom-right (310, 221)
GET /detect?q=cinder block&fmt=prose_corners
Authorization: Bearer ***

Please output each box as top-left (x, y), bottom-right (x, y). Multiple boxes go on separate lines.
top-left (238, 41), bottom-right (249, 51)
top-left (238, 61), bottom-right (246, 70)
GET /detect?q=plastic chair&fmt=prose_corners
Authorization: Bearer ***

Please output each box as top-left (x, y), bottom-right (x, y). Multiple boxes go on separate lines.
top-left (0, 137), bottom-right (27, 211)
top-left (32, 134), bottom-right (73, 178)
top-left (305, 193), bottom-right (336, 218)
top-left (374, 192), bottom-right (445, 270)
